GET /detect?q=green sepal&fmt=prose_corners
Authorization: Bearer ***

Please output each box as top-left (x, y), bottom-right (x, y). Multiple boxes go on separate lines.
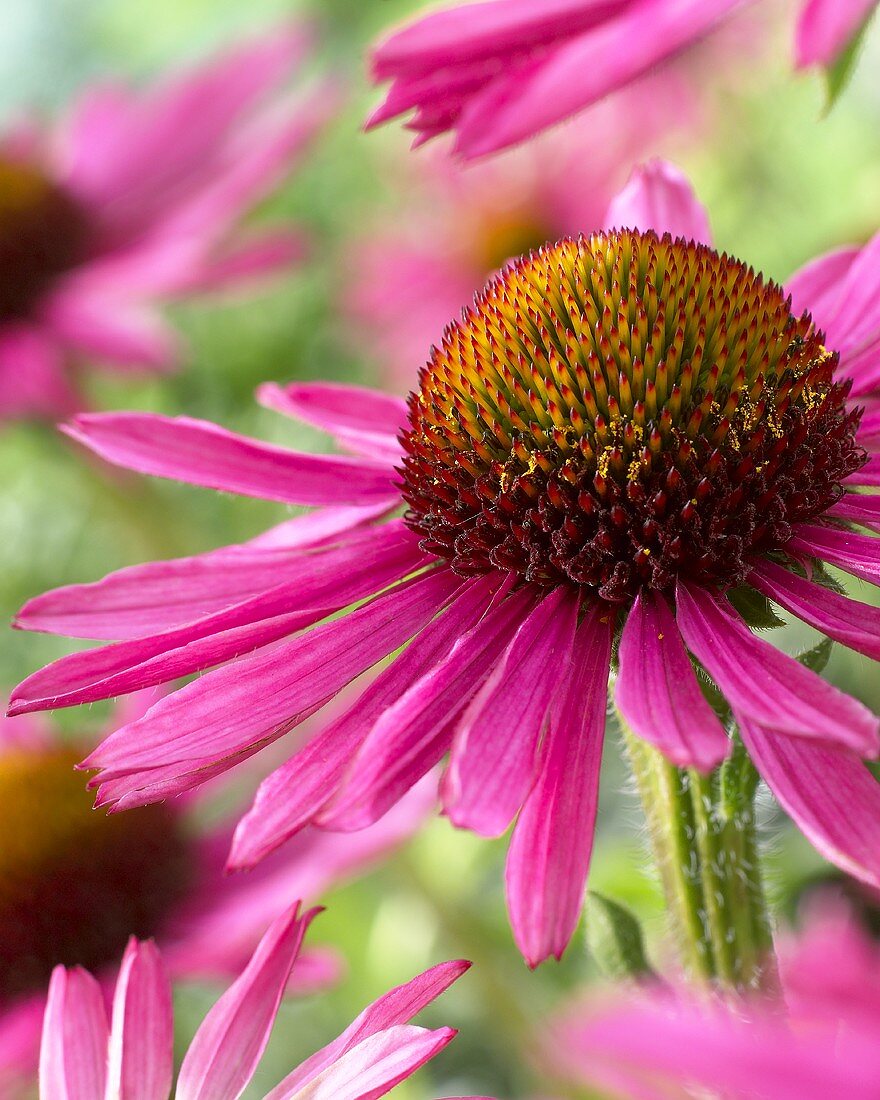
top-left (824, 10), bottom-right (875, 112)
top-left (584, 892), bottom-right (654, 981)
top-left (796, 636), bottom-right (834, 675)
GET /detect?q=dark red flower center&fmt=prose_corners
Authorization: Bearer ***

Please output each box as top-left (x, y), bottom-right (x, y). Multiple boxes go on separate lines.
top-left (0, 158), bottom-right (91, 324)
top-left (401, 231), bottom-right (865, 602)
top-left (0, 748), bottom-right (194, 1003)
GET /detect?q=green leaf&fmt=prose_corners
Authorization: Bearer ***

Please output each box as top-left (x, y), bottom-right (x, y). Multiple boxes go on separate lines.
top-left (796, 636), bottom-right (834, 674)
top-left (824, 10), bottom-right (875, 112)
top-left (726, 586), bottom-right (785, 630)
top-left (584, 892), bottom-right (654, 980)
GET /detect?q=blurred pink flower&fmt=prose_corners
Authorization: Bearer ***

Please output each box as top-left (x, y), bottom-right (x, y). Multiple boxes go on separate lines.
top-left (39, 902), bottom-right (466, 1100)
top-left (368, 0), bottom-right (875, 157)
top-left (0, 25), bottom-right (333, 423)
top-left (351, 77), bottom-right (694, 387)
top-left (0, 703), bottom-right (434, 1085)
top-left (795, 0), bottom-right (878, 68)
top-left (367, 0), bottom-right (746, 158)
top-left (550, 901), bottom-right (880, 1099)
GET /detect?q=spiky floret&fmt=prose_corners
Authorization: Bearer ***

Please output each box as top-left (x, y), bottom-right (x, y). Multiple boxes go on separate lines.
top-left (0, 749), bottom-right (192, 1002)
top-left (401, 230), bottom-right (864, 602)
top-left (0, 158), bottom-right (90, 322)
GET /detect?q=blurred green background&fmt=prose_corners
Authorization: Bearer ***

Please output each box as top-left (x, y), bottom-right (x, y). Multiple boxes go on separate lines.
top-left (1, 1), bottom-right (880, 1096)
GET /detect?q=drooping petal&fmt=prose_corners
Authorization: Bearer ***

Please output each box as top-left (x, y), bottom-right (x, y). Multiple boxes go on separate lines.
top-left (749, 559), bottom-right (880, 660)
top-left (229, 574), bottom-right (501, 866)
top-left (322, 581), bottom-right (531, 834)
top-left (106, 939), bottom-right (173, 1100)
top-left (739, 715), bottom-right (880, 890)
top-left (43, 294), bottom-right (180, 370)
top-left (453, 0), bottom-right (742, 158)
top-left (177, 904), bottom-right (317, 1100)
top-left (257, 381), bottom-right (406, 462)
top-left (827, 494), bottom-right (880, 533)
top-left (445, 587), bottom-right (579, 837)
top-left (789, 523), bottom-right (880, 586)
top-left (674, 582), bottom-right (879, 754)
top-left (506, 605), bottom-right (613, 967)
top-left (39, 967), bottom-right (109, 1100)
top-left (62, 413), bottom-right (399, 507)
top-left (15, 519), bottom-right (418, 640)
top-left (605, 159), bottom-right (712, 244)
top-left (264, 960), bottom-right (469, 1098)
top-left (272, 1025), bottom-right (456, 1100)
top-left (795, 0), bottom-right (878, 68)
top-left (0, 325), bottom-right (77, 422)
top-left (85, 568), bottom-right (461, 808)
top-left (616, 590), bottom-right (729, 771)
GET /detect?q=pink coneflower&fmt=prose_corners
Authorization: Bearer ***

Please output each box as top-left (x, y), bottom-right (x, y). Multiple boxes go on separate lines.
top-left (0, 704), bottom-right (433, 1083)
top-left (39, 902), bottom-right (466, 1100)
top-left (550, 900), bottom-right (880, 1099)
top-left (367, 0), bottom-right (876, 158)
top-left (0, 25), bottom-right (330, 422)
top-left (10, 211), bottom-right (880, 968)
top-left (350, 77), bottom-right (692, 387)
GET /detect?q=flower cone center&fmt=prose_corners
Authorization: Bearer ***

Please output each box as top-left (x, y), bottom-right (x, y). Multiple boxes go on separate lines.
top-left (401, 230), bottom-right (864, 602)
top-left (0, 158), bottom-right (91, 323)
top-left (0, 749), bottom-right (193, 1002)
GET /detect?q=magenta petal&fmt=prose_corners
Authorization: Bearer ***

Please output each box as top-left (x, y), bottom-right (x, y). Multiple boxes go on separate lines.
top-left (325, 581), bottom-right (532, 835)
top-left (605, 159), bottom-right (712, 244)
top-left (257, 381), bottom-right (406, 462)
top-left (795, 0), bottom-right (878, 68)
top-left (10, 525), bottom-right (425, 715)
top-left (177, 904), bottom-right (317, 1100)
top-left (86, 569), bottom-right (461, 807)
top-left (506, 605), bottom-right (612, 968)
top-left (789, 523), bottom-right (880, 586)
top-left (264, 960), bottom-right (469, 1098)
top-left (616, 590), bottom-right (729, 771)
top-left (739, 715), bottom-right (880, 890)
top-left (786, 243), bottom-right (857, 324)
top-left (749, 559), bottom-right (880, 660)
top-left (674, 582), bottom-right (879, 754)
top-left (229, 574), bottom-right (500, 865)
top-left (846, 456), bottom-right (880, 486)
top-left (106, 939), bottom-right (173, 1100)
top-left (271, 1025), bottom-right (456, 1100)
top-left (827, 494), bottom-right (880, 533)
top-left (39, 967), bottom-right (109, 1100)
top-left (15, 519), bottom-right (418, 641)
top-left (62, 412), bottom-right (398, 506)
top-left (445, 587), bottom-right (579, 837)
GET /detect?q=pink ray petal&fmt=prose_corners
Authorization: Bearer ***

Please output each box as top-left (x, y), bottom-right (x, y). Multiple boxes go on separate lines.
top-left (177, 903), bottom-right (317, 1100)
top-left (62, 412), bottom-right (398, 507)
top-left (674, 582), bottom-right (879, 754)
top-left (445, 587), bottom-right (579, 837)
top-left (795, 0), bottom-right (878, 68)
top-left (749, 559), bottom-right (880, 660)
top-left (39, 967), bottom-right (108, 1100)
top-left (827, 494), bottom-right (880, 533)
top-left (739, 714), bottom-right (880, 890)
top-left (506, 605), bottom-right (613, 967)
top-left (616, 590), bottom-right (729, 771)
top-left (106, 939), bottom-right (173, 1100)
top-left (789, 523), bottom-right (880, 586)
top-left (605, 159), bottom-right (712, 244)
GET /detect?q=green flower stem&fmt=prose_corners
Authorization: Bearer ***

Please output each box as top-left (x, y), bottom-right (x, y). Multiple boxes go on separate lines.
top-left (621, 719), bottom-right (774, 991)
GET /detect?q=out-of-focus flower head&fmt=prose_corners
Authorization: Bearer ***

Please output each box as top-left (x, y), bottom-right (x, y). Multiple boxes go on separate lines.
top-left (367, 0), bottom-right (877, 158)
top-left (350, 72), bottom-right (696, 387)
top-left (9, 160), bottom-right (880, 972)
top-left (549, 899), bottom-right (880, 1098)
top-left (0, 701), bottom-right (434, 1087)
top-left (38, 902), bottom-right (467, 1100)
top-left (0, 24), bottom-right (335, 423)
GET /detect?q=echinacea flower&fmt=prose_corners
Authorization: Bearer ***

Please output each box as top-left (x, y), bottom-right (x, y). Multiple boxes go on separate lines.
top-left (367, 0), bottom-right (876, 158)
top-left (0, 25), bottom-right (331, 422)
top-left (0, 704), bottom-right (433, 1084)
top-left (350, 77), bottom-right (693, 386)
top-left (39, 901), bottom-right (467, 1100)
top-left (11, 210), bottom-right (880, 968)
top-left (549, 899), bottom-right (880, 1099)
